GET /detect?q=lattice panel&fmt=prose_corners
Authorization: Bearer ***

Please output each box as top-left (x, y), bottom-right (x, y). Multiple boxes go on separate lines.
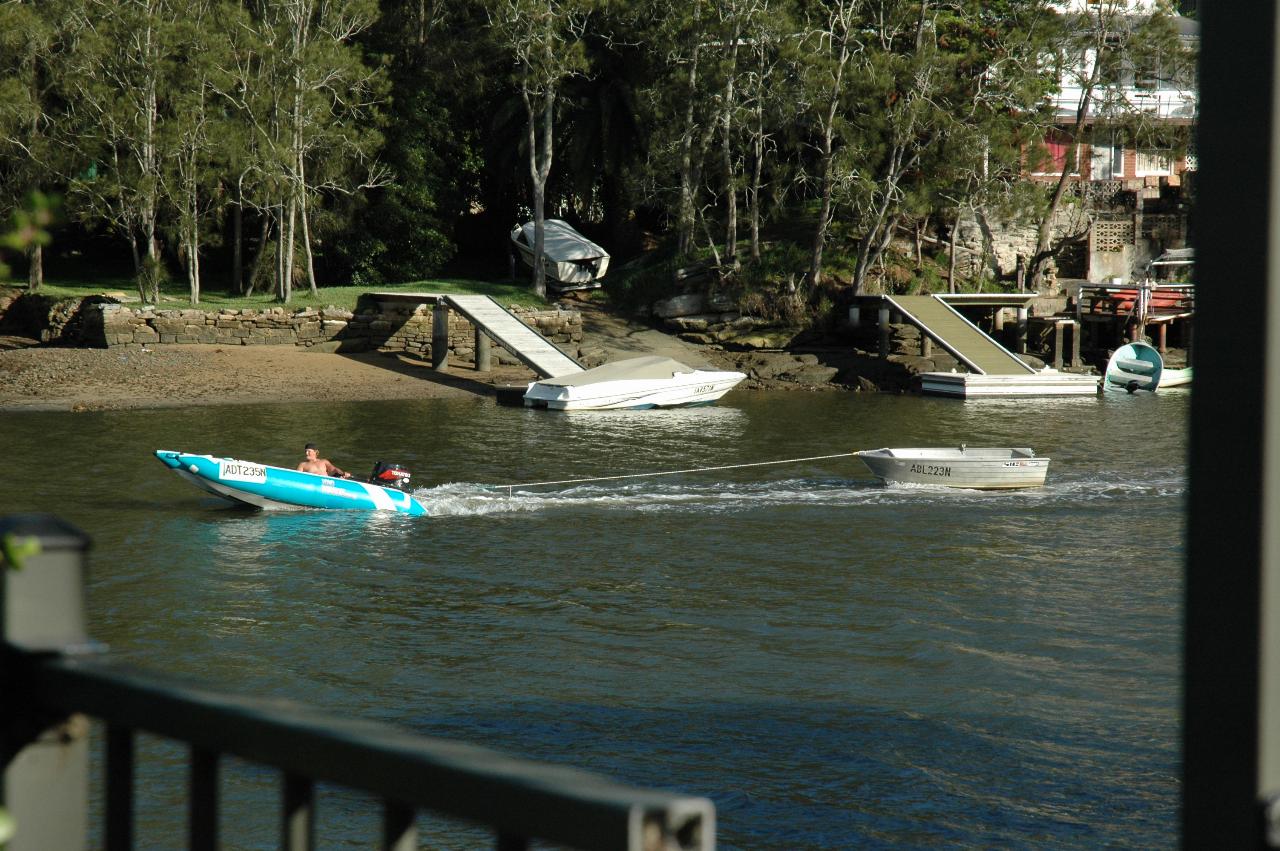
top-left (1142, 214), bottom-right (1183, 239)
top-left (1093, 220), bottom-right (1134, 252)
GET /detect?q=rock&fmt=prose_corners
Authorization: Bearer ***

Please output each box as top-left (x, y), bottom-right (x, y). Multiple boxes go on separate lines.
top-left (1020, 353), bottom-right (1047, 370)
top-left (652, 293), bottom-right (705, 318)
top-left (785, 365), bottom-right (840, 385)
top-left (887, 354), bottom-right (941, 375)
top-left (706, 290), bottom-right (736, 312)
top-left (665, 315), bottom-right (710, 332)
top-left (742, 352), bottom-right (797, 380)
top-left (578, 346), bottom-right (609, 368)
top-left (718, 329), bottom-right (801, 350)
top-left (794, 353), bottom-right (820, 366)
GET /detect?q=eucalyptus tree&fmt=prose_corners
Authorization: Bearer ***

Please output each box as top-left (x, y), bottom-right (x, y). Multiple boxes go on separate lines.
top-left (627, 0), bottom-right (717, 262)
top-left (61, 0), bottom-right (185, 304)
top-left (281, 0), bottom-right (387, 300)
top-left (846, 1), bottom-right (976, 294)
top-left (488, 0), bottom-right (591, 298)
top-left (214, 0), bottom-right (386, 304)
top-left (795, 0), bottom-right (860, 291)
top-left (739, 0), bottom-right (798, 261)
top-left (159, 0), bottom-right (232, 303)
top-left (932, 0), bottom-right (1058, 291)
top-left (0, 0), bottom-right (74, 291)
top-left (213, 1), bottom-right (288, 297)
top-left (713, 0), bottom-right (747, 263)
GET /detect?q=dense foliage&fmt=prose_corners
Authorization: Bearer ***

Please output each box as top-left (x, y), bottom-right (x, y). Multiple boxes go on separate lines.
top-left (0, 0), bottom-right (1193, 305)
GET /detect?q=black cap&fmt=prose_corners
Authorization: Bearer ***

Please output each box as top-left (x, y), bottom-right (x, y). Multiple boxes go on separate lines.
top-left (304, 443), bottom-right (317, 451)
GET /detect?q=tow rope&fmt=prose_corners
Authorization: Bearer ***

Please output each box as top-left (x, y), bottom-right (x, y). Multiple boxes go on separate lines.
top-left (495, 451), bottom-right (860, 495)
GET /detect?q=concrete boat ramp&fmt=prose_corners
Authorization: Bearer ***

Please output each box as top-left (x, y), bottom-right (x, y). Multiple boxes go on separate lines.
top-left (873, 295), bottom-right (1098, 398)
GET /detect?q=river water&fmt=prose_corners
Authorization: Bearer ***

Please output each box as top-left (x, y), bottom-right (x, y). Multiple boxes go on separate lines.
top-left (1, 388), bottom-right (1186, 848)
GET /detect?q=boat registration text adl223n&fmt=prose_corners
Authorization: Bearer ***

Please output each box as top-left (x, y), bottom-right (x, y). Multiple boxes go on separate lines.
top-left (855, 447), bottom-right (1050, 490)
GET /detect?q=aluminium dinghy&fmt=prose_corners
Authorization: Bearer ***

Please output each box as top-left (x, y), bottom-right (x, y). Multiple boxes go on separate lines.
top-left (855, 446), bottom-right (1050, 489)
top-left (155, 451), bottom-right (428, 515)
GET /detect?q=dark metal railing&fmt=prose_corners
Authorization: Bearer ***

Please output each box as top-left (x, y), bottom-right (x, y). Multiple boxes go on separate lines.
top-left (0, 514), bottom-right (714, 851)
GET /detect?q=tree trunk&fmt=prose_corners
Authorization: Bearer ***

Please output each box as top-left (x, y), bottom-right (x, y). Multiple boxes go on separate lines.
top-left (749, 43), bottom-right (765, 262)
top-left (283, 195), bottom-right (296, 304)
top-left (1031, 81), bottom-right (1096, 289)
top-left (189, 215), bottom-right (201, 305)
top-left (297, 108), bottom-right (317, 296)
top-left (233, 201), bottom-right (243, 294)
top-left (524, 81), bottom-right (555, 300)
top-left (301, 197), bottom-right (317, 297)
top-left (27, 245), bottom-right (42, 292)
top-left (676, 9), bottom-right (703, 260)
top-left (806, 23), bottom-right (850, 290)
top-left (948, 212), bottom-right (959, 294)
top-left (807, 150), bottom-right (834, 290)
top-left (245, 211), bottom-right (271, 298)
top-left (721, 19), bottom-right (741, 265)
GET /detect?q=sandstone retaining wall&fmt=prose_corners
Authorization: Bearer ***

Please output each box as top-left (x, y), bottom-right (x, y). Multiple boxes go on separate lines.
top-left (0, 291), bottom-right (582, 367)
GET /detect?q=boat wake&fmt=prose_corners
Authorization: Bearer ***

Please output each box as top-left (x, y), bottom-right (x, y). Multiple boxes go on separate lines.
top-left (410, 470), bottom-right (1180, 518)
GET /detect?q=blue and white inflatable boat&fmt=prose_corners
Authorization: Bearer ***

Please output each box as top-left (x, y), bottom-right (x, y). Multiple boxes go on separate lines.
top-left (154, 450), bottom-right (429, 516)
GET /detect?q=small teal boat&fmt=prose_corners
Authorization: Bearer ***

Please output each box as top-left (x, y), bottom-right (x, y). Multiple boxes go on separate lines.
top-left (1103, 342), bottom-right (1164, 393)
top-left (155, 451), bottom-right (428, 516)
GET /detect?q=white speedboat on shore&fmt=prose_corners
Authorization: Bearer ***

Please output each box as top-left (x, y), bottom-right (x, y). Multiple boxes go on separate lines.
top-left (855, 446), bottom-right (1050, 489)
top-left (523, 355), bottom-right (746, 410)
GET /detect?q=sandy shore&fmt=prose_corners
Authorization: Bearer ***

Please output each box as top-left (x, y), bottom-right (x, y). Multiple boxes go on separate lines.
top-left (0, 302), bottom-right (740, 412)
top-left (0, 339), bottom-right (547, 412)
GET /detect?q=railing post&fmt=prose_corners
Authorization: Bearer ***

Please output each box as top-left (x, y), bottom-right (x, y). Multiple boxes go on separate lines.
top-left (283, 773), bottom-right (315, 851)
top-left (383, 800), bottom-right (416, 850)
top-left (0, 514), bottom-right (93, 851)
top-left (189, 747), bottom-right (219, 850)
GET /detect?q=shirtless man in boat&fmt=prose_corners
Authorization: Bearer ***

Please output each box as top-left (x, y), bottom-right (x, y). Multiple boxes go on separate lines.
top-left (298, 443), bottom-right (352, 478)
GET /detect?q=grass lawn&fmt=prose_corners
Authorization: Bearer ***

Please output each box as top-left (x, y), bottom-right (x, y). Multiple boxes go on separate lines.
top-left (3, 276), bottom-right (557, 312)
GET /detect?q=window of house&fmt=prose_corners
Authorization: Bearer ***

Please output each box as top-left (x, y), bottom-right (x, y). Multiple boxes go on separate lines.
top-left (1136, 150), bottom-right (1173, 176)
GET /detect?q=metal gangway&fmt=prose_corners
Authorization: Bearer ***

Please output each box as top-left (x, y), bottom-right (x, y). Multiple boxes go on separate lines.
top-left (881, 295), bottom-right (1036, 375)
top-left (367, 292), bottom-right (584, 379)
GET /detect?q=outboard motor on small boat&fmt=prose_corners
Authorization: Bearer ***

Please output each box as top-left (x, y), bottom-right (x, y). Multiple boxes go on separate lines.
top-left (368, 461), bottom-right (412, 490)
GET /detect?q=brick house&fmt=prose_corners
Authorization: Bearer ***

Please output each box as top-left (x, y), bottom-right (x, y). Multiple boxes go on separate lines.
top-left (1035, 2), bottom-right (1198, 282)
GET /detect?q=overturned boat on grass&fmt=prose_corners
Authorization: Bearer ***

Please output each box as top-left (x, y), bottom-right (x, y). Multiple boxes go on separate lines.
top-left (510, 219), bottom-right (609, 291)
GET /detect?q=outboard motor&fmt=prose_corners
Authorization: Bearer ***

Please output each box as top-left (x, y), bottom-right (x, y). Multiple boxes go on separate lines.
top-left (368, 460), bottom-right (412, 490)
